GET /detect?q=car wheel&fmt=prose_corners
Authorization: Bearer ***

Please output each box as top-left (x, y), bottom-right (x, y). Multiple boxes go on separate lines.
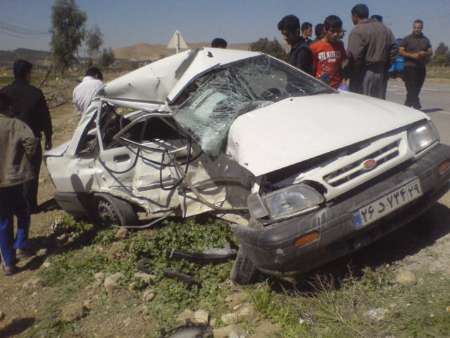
top-left (95, 193), bottom-right (138, 227)
top-left (230, 246), bottom-right (259, 285)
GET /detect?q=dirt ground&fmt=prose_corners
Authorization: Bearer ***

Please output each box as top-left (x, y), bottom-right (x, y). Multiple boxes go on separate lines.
top-left (0, 77), bottom-right (449, 338)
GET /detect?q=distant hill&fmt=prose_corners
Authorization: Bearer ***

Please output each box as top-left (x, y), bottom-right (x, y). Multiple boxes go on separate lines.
top-left (114, 42), bottom-right (251, 61)
top-left (0, 48), bottom-right (51, 65)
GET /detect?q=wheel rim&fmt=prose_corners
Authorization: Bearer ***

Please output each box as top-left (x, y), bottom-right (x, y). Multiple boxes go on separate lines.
top-left (97, 199), bottom-right (120, 226)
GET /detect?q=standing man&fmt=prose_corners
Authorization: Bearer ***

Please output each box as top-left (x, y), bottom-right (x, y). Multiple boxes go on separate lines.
top-left (300, 22), bottom-right (313, 45)
top-left (399, 19), bottom-right (432, 109)
top-left (0, 60), bottom-right (52, 213)
top-left (310, 15), bottom-right (347, 89)
top-left (347, 4), bottom-right (396, 98)
top-left (73, 66), bottom-right (105, 115)
top-left (278, 15), bottom-right (314, 75)
top-left (0, 93), bottom-right (37, 275)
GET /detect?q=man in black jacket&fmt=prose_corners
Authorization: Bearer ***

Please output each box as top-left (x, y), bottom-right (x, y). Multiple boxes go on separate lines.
top-left (0, 60), bottom-right (53, 213)
top-left (278, 15), bottom-right (314, 75)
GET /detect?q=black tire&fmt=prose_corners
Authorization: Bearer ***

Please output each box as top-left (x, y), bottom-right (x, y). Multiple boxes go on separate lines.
top-left (230, 246), bottom-right (259, 285)
top-left (94, 193), bottom-right (138, 227)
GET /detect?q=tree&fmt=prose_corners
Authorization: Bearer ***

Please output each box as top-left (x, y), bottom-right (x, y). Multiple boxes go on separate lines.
top-left (432, 42), bottom-right (450, 66)
top-left (86, 25), bottom-right (103, 60)
top-left (50, 0), bottom-right (87, 73)
top-left (250, 38), bottom-right (287, 60)
top-left (99, 48), bottom-right (115, 68)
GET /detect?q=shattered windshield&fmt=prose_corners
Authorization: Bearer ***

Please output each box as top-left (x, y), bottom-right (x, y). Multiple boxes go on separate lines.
top-left (173, 55), bottom-right (332, 156)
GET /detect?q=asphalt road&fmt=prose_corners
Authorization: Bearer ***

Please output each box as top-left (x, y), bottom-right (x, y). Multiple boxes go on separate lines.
top-left (386, 78), bottom-right (450, 145)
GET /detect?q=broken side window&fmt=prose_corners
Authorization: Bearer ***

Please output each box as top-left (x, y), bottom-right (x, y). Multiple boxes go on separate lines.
top-left (173, 55), bottom-right (332, 156)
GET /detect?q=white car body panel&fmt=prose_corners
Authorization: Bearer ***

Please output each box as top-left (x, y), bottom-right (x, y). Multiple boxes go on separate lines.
top-left (104, 48), bottom-right (261, 105)
top-left (226, 92), bottom-right (427, 177)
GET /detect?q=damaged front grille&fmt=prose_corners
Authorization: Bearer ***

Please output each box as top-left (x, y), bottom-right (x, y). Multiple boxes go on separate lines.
top-left (323, 140), bottom-right (400, 187)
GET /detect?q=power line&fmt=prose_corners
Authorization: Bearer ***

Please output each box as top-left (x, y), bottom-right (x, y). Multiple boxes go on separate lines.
top-left (0, 21), bottom-right (49, 36)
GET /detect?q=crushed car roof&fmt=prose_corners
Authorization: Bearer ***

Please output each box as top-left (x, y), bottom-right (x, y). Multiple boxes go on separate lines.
top-left (103, 48), bottom-right (261, 105)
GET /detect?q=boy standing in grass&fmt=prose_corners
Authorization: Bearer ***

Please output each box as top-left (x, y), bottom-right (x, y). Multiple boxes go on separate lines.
top-left (0, 93), bottom-right (37, 276)
top-left (310, 15), bottom-right (347, 89)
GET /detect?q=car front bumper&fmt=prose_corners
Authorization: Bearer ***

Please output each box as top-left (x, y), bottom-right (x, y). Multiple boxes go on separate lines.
top-left (233, 144), bottom-right (450, 276)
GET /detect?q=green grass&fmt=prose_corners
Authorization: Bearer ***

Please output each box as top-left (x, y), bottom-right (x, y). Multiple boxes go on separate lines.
top-left (427, 66), bottom-right (450, 79)
top-left (249, 267), bottom-right (450, 338)
top-left (35, 216), bottom-right (236, 337)
top-left (30, 215), bottom-right (450, 337)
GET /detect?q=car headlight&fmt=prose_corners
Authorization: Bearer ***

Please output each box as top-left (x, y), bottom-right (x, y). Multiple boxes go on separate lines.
top-left (247, 184), bottom-right (324, 221)
top-left (408, 121), bottom-right (439, 154)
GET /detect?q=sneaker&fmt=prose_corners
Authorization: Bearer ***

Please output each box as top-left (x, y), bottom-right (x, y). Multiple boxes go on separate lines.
top-left (2, 265), bottom-right (16, 276)
top-left (16, 248), bottom-right (34, 259)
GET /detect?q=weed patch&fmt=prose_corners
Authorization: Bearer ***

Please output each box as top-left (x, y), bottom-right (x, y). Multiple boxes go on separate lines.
top-left (249, 266), bottom-right (450, 338)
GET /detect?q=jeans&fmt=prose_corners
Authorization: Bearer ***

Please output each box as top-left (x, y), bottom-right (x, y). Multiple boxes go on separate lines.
top-left (0, 185), bottom-right (31, 267)
top-left (403, 66), bottom-right (426, 109)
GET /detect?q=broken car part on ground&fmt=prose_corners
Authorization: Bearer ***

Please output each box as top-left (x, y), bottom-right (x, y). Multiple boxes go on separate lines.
top-left (44, 48), bottom-right (450, 283)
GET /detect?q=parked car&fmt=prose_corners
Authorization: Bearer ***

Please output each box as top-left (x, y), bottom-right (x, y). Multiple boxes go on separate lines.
top-left (45, 48), bottom-right (450, 283)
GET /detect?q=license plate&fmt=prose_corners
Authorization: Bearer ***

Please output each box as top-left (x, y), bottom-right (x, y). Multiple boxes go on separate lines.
top-left (353, 179), bottom-right (423, 228)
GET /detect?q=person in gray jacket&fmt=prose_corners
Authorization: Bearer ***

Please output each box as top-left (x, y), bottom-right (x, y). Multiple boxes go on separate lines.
top-left (347, 4), bottom-right (396, 98)
top-left (0, 93), bottom-right (37, 275)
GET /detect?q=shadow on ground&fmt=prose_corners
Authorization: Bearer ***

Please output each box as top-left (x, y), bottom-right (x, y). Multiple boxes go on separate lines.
top-left (0, 317), bottom-right (35, 337)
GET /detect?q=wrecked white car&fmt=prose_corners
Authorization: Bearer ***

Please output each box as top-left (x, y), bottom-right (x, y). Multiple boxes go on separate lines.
top-left (45, 48), bottom-right (450, 283)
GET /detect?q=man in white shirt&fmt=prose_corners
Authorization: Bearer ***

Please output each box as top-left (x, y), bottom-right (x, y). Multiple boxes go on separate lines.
top-left (73, 67), bottom-right (104, 115)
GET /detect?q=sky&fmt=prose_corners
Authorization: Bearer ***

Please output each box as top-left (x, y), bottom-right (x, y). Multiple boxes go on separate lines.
top-left (1, 0), bottom-right (450, 51)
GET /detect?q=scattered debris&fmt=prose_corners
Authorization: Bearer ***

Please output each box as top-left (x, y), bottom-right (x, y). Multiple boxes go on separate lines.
top-left (220, 303), bottom-right (255, 325)
top-left (395, 270), bottom-right (417, 286)
top-left (56, 233), bottom-right (68, 243)
top-left (142, 290), bottom-right (155, 302)
top-left (169, 245), bottom-right (237, 265)
top-left (366, 308), bottom-right (388, 321)
top-left (137, 259), bottom-right (201, 287)
top-left (213, 325), bottom-right (245, 338)
top-left (163, 270), bottom-right (201, 288)
top-left (42, 261), bottom-right (51, 268)
top-left (225, 292), bottom-right (248, 308)
top-left (115, 227), bottom-right (129, 240)
top-left (104, 272), bottom-right (124, 294)
top-left (134, 272), bottom-right (155, 284)
top-left (192, 310), bottom-right (209, 325)
top-left (36, 248), bottom-right (48, 257)
top-left (176, 309), bottom-right (195, 324)
top-left (161, 324), bottom-right (213, 338)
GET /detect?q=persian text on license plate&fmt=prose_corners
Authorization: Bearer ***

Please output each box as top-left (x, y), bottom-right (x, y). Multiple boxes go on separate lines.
top-left (354, 179), bottom-right (423, 228)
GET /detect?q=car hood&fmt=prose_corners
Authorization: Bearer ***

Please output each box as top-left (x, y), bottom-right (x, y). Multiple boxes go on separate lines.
top-left (226, 92), bottom-right (427, 176)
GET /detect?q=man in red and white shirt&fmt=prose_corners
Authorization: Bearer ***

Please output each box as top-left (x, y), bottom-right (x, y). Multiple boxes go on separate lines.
top-left (310, 15), bottom-right (347, 89)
